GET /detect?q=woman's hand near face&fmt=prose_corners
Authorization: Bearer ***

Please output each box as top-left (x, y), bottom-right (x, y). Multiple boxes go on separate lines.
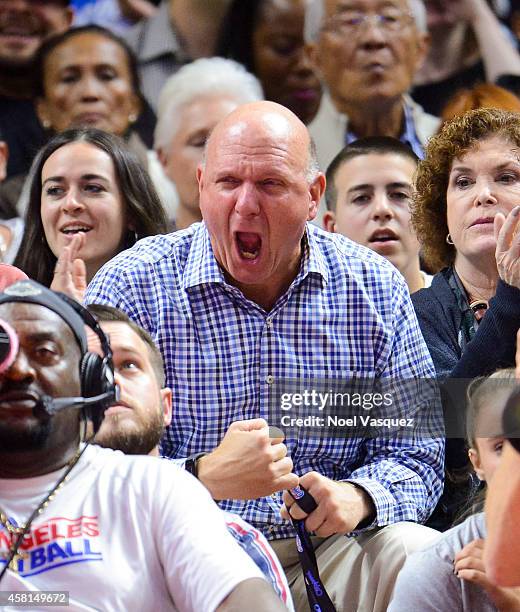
top-left (495, 206), bottom-right (520, 288)
top-left (50, 233), bottom-right (87, 303)
top-left (455, 538), bottom-right (520, 611)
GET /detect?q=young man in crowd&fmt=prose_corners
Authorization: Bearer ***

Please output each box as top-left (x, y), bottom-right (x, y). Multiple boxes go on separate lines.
top-left (0, 280), bottom-right (285, 610)
top-left (323, 136), bottom-right (430, 293)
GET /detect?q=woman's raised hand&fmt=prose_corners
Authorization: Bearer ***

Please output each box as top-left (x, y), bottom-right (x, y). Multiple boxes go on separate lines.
top-left (50, 233), bottom-right (87, 303)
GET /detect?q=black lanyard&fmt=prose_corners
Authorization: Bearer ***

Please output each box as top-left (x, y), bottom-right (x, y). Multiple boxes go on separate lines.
top-left (289, 486), bottom-right (336, 612)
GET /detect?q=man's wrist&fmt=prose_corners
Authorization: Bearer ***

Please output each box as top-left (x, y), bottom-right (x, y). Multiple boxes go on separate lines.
top-left (196, 453), bottom-right (222, 500)
top-left (347, 482), bottom-right (377, 528)
top-left (185, 452), bottom-right (209, 479)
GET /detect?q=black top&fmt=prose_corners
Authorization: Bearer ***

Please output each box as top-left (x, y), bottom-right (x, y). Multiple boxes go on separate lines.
top-left (412, 267), bottom-right (520, 379)
top-left (0, 97), bottom-right (46, 179)
top-left (412, 267), bottom-right (520, 530)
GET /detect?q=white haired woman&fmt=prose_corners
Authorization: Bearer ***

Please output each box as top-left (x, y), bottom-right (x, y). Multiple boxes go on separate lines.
top-left (150, 57), bottom-right (264, 230)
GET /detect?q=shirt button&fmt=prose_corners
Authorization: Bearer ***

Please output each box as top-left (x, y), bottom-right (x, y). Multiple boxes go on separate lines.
top-left (266, 318), bottom-right (273, 328)
top-left (266, 374), bottom-right (274, 385)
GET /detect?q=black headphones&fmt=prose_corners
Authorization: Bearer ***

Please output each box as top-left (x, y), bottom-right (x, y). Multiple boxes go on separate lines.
top-left (58, 293), bottom-right (118, 431)
top-left (0, 280), bottom-right (118, 432)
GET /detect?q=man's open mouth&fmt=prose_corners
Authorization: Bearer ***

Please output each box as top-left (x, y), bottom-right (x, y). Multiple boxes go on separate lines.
top-left (368, 229), bottom-right (398, 244)
top-left (236, 232), bottom-right (262, 260)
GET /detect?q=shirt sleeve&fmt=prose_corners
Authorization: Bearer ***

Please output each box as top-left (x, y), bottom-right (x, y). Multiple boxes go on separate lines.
top-left (345, 273), bottom-right (444, 527)
top-left (84, 255), bottom-right (157, 335)
top-left (153, 465), bottom-right (266, 612)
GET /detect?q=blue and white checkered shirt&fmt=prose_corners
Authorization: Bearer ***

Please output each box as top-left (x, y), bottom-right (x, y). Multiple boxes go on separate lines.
top-left (85, 223), bottom-right (444, 539)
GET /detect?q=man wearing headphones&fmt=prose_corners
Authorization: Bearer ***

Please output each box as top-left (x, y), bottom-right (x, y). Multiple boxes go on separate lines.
top-left (0, 280), bottom-right (285, 611)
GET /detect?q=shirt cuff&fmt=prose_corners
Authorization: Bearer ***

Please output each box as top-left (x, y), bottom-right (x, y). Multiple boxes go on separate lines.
top-left (341, 477), bottom-right (398, 533)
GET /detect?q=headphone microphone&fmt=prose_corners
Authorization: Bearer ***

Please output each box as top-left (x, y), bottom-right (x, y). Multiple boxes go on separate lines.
top-left (41, 388), bottom-right (121, 416)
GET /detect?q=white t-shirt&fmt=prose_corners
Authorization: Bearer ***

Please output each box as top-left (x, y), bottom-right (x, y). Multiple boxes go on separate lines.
top-left (0, 445), bottom-right (264, 611)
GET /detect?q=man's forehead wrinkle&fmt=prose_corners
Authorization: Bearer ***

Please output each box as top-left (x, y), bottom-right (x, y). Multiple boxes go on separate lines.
top-left (219, 142), bottom-right (292, 162)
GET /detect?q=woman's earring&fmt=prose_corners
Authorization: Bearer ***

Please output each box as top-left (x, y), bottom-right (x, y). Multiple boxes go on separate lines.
top-left (42, 119), bottom-right (51, 129)
top-left (446, 234), bottom-right (454, 245)
top-left (128, 113), bottom-right (137, 124)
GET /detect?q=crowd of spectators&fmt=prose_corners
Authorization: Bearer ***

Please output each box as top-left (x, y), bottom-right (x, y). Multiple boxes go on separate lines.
top-left (0, 0), bottom-right (520, 610)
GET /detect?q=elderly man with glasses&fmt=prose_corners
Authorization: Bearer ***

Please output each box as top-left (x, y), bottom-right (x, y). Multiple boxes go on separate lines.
top-left (305, 0), bottom-right (439, 172)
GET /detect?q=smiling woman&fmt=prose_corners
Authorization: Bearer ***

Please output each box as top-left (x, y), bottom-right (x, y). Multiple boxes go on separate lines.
top-left (13, 128), bottom-right (167, 288)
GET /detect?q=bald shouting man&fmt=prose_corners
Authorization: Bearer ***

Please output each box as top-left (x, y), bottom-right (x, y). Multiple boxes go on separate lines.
top-left (86, 101), bottom-right (443, 611)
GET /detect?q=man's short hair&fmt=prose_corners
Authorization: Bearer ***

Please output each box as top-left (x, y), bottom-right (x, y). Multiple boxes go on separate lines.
top-left (325, 136), bottom-right (419, 212)
top-left (304, 0), bottom-right (427, 43)
top-left (87, 304), bottom-right (166, 388)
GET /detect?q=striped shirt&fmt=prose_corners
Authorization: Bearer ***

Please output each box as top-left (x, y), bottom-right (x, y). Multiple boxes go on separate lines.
top-left (85, 222), bottom-right (444, 540)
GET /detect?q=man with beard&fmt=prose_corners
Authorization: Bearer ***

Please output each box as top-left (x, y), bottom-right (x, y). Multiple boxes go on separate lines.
top-left (87, 304), bottom-right (170, 456)
top-left (0, 280), bottom-right (285, 611)
top-left (88, 303), bottom-right (294, 610)
top-left (0, 1), bottom-right (73, 178)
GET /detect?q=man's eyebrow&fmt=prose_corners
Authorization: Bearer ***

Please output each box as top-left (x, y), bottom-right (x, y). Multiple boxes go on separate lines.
top-left (25, 331), bottom-right (61, 343)
top-left (347, 183), bottom-right (373, 193)
top-left (112, 345), bottom-right (142, 357)
top-left (386, 182), bottom-right (412, 190)
top-left (346, 181), bottom-right (412, 195)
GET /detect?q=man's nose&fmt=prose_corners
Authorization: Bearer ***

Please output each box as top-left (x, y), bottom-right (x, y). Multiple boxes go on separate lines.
top-left (234, 183), bottom-right (260, 217)
top-left (2, 350), bottom-right (35, 384)
top-left (372, 194), bottom-right (394, 220)
top-left (357, 15), bottom-right (389, 49)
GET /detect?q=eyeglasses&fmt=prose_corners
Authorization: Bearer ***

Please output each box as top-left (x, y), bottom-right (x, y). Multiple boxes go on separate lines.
top-left (322, 10), bottom-right (414, 36)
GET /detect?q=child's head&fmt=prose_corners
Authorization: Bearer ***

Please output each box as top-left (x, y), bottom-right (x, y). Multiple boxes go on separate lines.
top-left (466, 369), bottom-right (516, 483)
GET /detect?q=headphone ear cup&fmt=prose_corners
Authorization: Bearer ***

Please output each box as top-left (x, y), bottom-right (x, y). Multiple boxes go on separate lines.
top-left (80, 352), bottom-right (106, 427)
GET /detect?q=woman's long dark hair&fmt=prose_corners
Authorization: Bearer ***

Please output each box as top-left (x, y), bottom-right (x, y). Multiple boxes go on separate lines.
top-left (14, 128), bottom-right (168, 286)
